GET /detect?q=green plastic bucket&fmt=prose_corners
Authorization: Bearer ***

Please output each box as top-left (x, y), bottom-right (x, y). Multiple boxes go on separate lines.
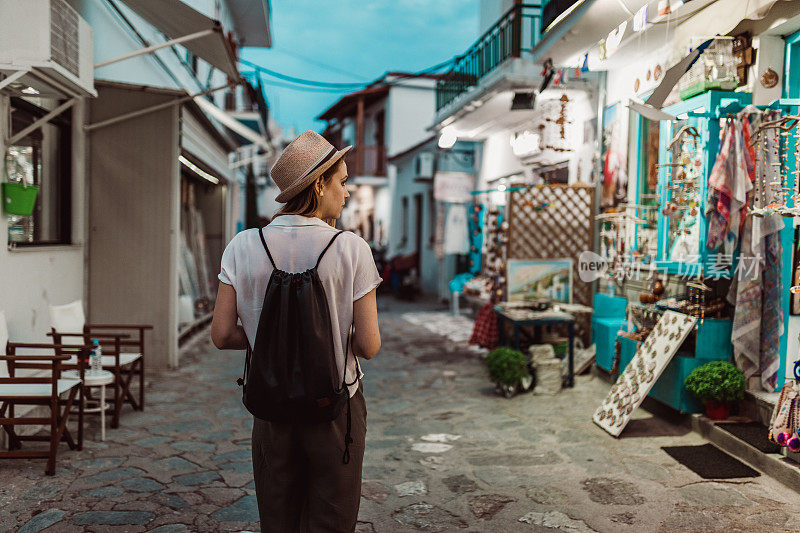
top-left (2, 182), bottom-right (39, 216)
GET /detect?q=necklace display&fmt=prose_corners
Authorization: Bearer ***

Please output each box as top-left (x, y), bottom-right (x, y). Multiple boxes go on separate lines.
top-left (661, 126), bottom-right (701, 237)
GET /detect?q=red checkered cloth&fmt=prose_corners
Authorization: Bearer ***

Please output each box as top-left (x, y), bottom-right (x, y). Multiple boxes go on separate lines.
top-left (470, 302), bottom-right (498, 349)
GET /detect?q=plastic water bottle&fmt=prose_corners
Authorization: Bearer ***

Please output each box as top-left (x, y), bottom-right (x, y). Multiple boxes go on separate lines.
top-left (90, 339), bottom-right (102, 374)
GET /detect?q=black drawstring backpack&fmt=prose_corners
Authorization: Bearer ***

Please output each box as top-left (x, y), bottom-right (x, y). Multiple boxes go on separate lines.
top-left (237, 228), bottom-right (359, 463)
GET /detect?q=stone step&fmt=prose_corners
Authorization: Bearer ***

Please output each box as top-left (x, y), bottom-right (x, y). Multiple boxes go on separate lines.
top-left (691, 415), bottom-right (800, 493)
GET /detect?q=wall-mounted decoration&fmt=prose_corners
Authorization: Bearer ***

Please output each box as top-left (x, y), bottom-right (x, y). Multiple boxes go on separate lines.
top-left (594, 311), bottom-right (698, 436)
top-left (732, 32), bottom-right (755, 86)
top-left (507, 259), bottom-right (573, 304)
top-left (760, 67), bottom-right (779, 89)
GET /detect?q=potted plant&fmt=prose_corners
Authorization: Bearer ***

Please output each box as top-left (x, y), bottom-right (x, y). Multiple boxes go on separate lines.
top-left (684, 361), bottom-right (745, 420)
top-left (485, 347), bottom-right (532, 398)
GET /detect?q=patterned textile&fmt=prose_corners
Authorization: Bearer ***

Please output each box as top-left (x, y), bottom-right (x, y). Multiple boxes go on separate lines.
top-left (760, 233), bottom-right (782, 391)
top-left (470, 302), bottom-right (498, 349)
top-left (706, 120), bottom-right (752, 254)
top-left (728, 114), bottom-right (784, 392)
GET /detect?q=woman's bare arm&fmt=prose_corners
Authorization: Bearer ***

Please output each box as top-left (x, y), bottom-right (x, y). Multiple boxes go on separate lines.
top-left (353, 288), bottom-right (381, 359)
top-left (211, 282), bottom-right (249, 350)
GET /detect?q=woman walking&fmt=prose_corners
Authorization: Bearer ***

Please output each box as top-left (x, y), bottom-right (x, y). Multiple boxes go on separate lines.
top-left (211, 130), bottom-right (382, 532)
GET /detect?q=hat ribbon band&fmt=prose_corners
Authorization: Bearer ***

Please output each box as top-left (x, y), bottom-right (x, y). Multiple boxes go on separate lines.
top-left (301, 146), bottom-right (337, 180)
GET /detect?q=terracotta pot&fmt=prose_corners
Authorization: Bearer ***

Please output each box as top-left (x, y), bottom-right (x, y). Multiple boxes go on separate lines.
top-left (704, 400), bottom-right (731, 420)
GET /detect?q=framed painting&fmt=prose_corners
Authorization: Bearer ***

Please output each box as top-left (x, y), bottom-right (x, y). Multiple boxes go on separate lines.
top-left (506, 259), bottom-right (573, 303)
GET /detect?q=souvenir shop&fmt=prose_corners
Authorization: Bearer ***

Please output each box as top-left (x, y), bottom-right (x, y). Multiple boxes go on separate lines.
top-left (587, 2), bottom-right (800, 443)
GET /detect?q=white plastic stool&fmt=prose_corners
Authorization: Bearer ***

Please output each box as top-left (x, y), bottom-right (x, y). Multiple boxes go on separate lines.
top-left (64, 369), bottom-right (115, 441)
top-left (451, 291), bottom-right (461, 316)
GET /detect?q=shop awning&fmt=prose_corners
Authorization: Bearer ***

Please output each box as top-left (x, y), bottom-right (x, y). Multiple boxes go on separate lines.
top-left (532, 0), bottom-right (649, 65)
top-left (110, 0), bottom-right (239, 79)
top-left (193, 95), bottom-right (270, 150)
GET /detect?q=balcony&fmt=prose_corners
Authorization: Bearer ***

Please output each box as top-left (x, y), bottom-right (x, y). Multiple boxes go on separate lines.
top-left (345, 145), bottom-right (387, 178)
top-left (436, 3), bottom-right (543, 112)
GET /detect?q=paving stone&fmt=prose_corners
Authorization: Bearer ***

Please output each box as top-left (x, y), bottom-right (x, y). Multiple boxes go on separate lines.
top-left (395, 480), bottom-right (427, 496)
top-left (411, 442), bottom-right (452, 453)
top-left (71, 456), bottom-right (126, 470)
top-left (678, 482), bottom-right (754, 507)
top-left (70, 511), bottom-right (153, 526)
top-left (81, 467), bottom-right (145, 486)
top-left (610, 512), bottom-right (637, 525)
top-left (518, 510), bottom-right (597, 532)
top-left (134, 436), bottom-right (172, 447)
top-left (81, 486), bottom-right (125, 498)
top-left (355, 521), bottom-right (376, 533)
top-left (18, 509), bottom-right (66, 533)
top-left (217, 406), bottom-right (249, 418)
top-left (526, 485), bottom-right (568, 505)
top-left (361, 481), bottom-right (389, 504)
top-left (391, 503), bottom-right (468, 532)
top-left (19, 482), bottom-right (61, 500)
top-left (173, 471), bottom-right (222, 486)
top-left (205, 430), bottom-right (234, 442)
top-left (119, 477), bottom-right (166, 492)
top-left (150, 492), bottom-right (191, 510)
top-left (158, 420), bottom-right (208, 433)
top-left (624, 459), bottom-right (671, 481)
top-left (468, 494), bottom-right (515, 519)
top-left (170, 441), bottom-right (215, 452)
top-left (581, 477), bottom-right (645, 505)
top-left (148, 525), bottom-right (190, 533)
top-left (211, 495), bottom-right (259, 522)
top-left (658, 504), bottom-right (728, 531)
top-left (220, 461), bottom-right (253, 473)
top-left (442, 474), bottom-right (477, 494)
top-left (211, 449), bottom-right (252, 463)
top-left (152, 456), bottom-right (198, 471)
top-left (366, 439), bottom-right (405, 450)
top-left (467, 451), bottom-right (561, 466)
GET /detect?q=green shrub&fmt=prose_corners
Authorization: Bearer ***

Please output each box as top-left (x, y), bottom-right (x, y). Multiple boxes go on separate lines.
top-left (684, 361), bottom-right (745, 402)
top-left (485, 347), bottom-right (530, 386)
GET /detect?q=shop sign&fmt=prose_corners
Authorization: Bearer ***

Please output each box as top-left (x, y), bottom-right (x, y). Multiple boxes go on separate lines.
top-left (433, 171), bottom-right (474, 203)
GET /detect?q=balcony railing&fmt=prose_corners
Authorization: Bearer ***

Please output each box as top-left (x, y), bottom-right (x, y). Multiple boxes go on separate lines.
top-left (436, 3), bottom-right (542, 112)
top-left (345, 145), bottom-right (387, 177)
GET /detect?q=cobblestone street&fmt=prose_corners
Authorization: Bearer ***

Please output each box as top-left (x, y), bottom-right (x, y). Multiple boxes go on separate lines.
top-left (4, 297), bottom-right (800, 532)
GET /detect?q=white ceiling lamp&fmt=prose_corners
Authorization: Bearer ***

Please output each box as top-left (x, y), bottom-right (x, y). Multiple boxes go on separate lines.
top-left (438, 126), bottom-right (457, 149)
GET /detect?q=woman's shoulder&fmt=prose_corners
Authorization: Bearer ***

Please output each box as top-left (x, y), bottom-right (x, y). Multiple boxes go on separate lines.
top-left (226, 228), bottom-right (261, 249)
top-left (337, 230), bottom-right (371, 251)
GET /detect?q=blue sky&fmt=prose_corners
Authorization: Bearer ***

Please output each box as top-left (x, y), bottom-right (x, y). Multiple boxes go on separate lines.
top-left (240, 0), bottom-right (480, 135)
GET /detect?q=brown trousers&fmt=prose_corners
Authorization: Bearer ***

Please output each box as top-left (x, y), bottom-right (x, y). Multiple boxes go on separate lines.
top-left (251, 386), bottom-right (367, 532)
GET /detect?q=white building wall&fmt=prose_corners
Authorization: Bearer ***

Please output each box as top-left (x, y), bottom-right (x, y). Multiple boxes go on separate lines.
top-left (386, 80), bottom-right (436, 156)
top-left (0, 96), bottom-right (87, 344)
top-left (479, 131), bottom-right (524, 186)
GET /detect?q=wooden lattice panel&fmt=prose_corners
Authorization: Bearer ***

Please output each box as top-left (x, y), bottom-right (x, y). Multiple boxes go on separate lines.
top-left (507, 184), bottom-right (596, 342)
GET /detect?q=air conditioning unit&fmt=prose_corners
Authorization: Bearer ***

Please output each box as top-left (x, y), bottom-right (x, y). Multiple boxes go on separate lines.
top-left (0, 0), bottom-right (96, 98)
top-left (415, 152), bottom-right (434, 179)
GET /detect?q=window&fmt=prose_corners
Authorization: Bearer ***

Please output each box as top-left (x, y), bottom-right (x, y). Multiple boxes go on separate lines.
top-left (6, 97), bottom-right (72, 245)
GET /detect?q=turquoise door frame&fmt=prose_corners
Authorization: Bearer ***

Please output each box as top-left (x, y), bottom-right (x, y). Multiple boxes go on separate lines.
top-left (777, 29), bottom-right (800, 389)
top-left (655, 91), bottom-right (752, 274)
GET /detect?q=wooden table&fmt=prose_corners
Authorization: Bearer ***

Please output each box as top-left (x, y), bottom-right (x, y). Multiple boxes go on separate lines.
top-left (494, 306), bottom-right (576, 388)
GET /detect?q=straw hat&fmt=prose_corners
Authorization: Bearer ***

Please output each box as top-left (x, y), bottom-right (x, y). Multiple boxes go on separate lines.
top-left (271, 130), bottom-right (352, 203)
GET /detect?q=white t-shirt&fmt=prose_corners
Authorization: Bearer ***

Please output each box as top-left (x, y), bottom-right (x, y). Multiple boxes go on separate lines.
top-left (218, 215), bottom-right (382, 397)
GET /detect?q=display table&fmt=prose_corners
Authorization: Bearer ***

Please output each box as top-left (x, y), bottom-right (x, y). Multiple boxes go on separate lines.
top-left (494, 306), bottom-right (576, 387)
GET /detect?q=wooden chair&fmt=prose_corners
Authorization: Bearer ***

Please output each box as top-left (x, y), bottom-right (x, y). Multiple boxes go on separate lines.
top-left (48, 300), bottom-right (152, 429)
top-left (0, 314), bottom-right (90, 475)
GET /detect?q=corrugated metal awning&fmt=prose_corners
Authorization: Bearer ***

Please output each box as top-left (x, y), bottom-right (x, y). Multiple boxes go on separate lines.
top-left (193, 96), bottom-right (270, 150)
top-left (115, 0), bottom-right (239, 79)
